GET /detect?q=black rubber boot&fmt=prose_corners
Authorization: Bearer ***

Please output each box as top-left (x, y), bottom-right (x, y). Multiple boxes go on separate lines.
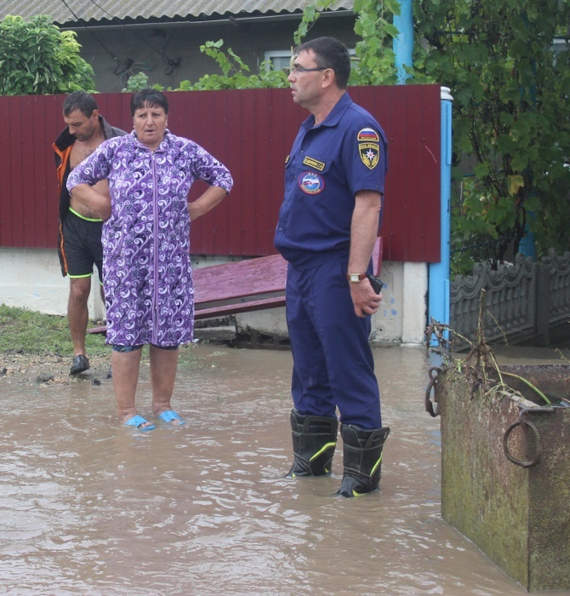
top-left (287, 409), bottom-right (338, 477)
top-left (337, 424), bottom-right (390, 497)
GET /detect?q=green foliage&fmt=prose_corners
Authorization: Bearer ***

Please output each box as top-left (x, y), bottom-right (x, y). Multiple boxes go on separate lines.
top-left (412, 0), bottom-right (570, 269)
top-left (122, 71), bottom-right (164, 92)
top-left (0, 15), bottom-right (95, 95)
top-left (124, 40), bottom-right (288, 93)
top-left (0, 304), bottom-right (107, 355)
top-left (180, 40), bottom-right (288, 90)
top-left (350, 0), bottom-right (398, 85)
top-left (123, 71), bottom-right (151, 92)
top-left (293, 0), bottom-right (334, 45)
top-left (293, 0), bottom-right (398, 85)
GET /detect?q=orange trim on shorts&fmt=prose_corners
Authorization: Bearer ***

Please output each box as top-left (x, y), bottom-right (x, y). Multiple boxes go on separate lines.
top-left (58, 220), bottom-right (69, 276)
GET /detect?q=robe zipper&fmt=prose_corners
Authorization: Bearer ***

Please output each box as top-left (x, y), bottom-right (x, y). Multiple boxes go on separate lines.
top-left (152, 154), bottom-right (159, 344)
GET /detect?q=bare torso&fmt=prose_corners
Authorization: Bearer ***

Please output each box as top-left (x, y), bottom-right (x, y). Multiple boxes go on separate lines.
top-left (69, 134), bottom-right (108, 219)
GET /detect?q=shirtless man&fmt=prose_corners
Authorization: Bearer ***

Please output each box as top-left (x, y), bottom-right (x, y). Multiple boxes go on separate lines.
top-left (53, 92), bottom-right (126, 375)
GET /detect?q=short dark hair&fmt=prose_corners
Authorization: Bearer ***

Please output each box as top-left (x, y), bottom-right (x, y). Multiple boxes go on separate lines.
top-left (130, 89), bottom-right (169, 116)
top-left (63, 91), bottom-right (98, 117)
top-left (295, 36), bottom-right (351, 89)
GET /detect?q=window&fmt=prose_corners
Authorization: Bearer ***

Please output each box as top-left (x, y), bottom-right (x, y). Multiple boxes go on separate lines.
top-left (264, 50), bottom-right (292, 71)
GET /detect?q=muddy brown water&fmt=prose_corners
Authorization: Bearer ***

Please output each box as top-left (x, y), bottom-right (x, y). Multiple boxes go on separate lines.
top-left (1, 344), bottom-right (568, 595)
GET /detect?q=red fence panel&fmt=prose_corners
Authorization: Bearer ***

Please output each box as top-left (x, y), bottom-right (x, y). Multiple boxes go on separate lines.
top-left (0, 84), bottom-right (441, 262)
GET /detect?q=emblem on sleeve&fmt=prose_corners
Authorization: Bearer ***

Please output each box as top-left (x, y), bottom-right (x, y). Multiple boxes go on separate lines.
top-left (359, 142), bottom-right (380, 170)
top-left (357, 128), bottom-right (380, 143)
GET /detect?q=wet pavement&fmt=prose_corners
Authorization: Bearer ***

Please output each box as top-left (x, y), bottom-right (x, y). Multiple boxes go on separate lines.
top-left (1, 343), bottom-right (569, 595)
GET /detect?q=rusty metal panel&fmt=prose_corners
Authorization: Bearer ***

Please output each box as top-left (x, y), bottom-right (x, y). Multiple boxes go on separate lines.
top-left (0, 85), bottom-right (441, 261)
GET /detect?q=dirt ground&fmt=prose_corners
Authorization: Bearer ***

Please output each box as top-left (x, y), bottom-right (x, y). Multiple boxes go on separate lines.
top-left (1, 339), bottom-right (568, 387)
top-left (0, 352), bottom-right (112, 386)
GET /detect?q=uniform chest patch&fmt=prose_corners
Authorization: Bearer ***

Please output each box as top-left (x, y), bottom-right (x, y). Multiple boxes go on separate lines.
top-left (302, 156), bottom-right (326, 171)
top-left (357, 127), bottom-right (381, 170)
top-left (298, 171), bottom-right (325, 195)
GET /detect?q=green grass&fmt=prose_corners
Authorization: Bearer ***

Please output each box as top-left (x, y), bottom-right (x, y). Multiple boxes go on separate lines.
top-left (0, 304), bottom-right (108, 355)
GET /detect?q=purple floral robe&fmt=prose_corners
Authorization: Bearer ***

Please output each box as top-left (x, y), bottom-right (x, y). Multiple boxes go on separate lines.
top-left (67, 131), bottom-right (233, 347)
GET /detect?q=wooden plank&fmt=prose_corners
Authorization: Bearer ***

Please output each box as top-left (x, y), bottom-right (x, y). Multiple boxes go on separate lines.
top-left (195, 296), bottom-right (286, 319)
top-left (193, 253), bottom-right (288, 303)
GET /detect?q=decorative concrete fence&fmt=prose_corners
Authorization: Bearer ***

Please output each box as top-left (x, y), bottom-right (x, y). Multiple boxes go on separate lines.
top-left (450, 252), bottom-right (570, 348)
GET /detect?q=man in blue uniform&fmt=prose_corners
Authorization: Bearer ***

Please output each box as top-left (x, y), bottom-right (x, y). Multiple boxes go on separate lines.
top-left (274, 37), bottom-right (390, 497)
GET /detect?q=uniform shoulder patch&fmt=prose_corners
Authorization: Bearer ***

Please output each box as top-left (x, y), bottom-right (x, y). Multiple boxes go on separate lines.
top-left (357, 127), bottom-right (381, 170)
top-left (357, 128), bottom-right (380, 143)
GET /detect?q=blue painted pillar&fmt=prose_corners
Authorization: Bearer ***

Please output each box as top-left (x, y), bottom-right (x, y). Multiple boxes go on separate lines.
top-left (428, 87), bottom-right (453, 341)
top-left (393, 0), bottom-right (413, 83)
top-left (518, 224), bottom-right (537, 258)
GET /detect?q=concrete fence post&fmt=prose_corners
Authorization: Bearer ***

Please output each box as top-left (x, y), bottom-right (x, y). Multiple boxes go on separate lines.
top-left (535, 263), bottom-right (551, 346)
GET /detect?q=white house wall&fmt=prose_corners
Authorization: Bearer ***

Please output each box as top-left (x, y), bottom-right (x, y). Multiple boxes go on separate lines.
top-left (0, 247), bottom-right (105, 320)
top-left (235, 260), bottom-right (427, 344)
top-left (0, 248), bottom-right (426, 344)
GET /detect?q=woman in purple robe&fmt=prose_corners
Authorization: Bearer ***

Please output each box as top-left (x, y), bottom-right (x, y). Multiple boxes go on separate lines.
top-left (67, 89), bottom-right (233, 431)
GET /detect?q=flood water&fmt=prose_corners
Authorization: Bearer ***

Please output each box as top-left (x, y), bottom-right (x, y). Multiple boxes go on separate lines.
top-left (1, 344), bottom-right (568, 595)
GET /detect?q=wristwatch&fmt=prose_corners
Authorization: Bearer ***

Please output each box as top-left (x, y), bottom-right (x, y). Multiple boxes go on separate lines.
top-left (347, 273), bottom-right (366, 283)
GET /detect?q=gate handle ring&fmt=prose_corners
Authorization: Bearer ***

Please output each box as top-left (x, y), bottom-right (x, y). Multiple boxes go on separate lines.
top-left (503, 418), bottom-right (542, 468)
top-left (425, 367), bottom-right (441, 418)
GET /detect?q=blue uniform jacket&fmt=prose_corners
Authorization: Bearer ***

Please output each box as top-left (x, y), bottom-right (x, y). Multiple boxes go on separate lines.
top-left (275, 92), bottom-right (388, 269)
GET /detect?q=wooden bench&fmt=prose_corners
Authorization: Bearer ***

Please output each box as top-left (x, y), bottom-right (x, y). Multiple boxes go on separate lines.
top-left (88, 237), bottom-right (382, 331)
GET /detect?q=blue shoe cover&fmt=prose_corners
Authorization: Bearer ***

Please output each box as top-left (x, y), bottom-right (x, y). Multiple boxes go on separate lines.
top-left (157, 409), bottom-right (185, 425)
top-left (125, 414), bottom-right (155, 432)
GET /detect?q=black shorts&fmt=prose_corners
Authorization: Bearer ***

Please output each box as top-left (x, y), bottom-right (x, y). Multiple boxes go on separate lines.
top-left (60, 209), bottom-right (103, 282)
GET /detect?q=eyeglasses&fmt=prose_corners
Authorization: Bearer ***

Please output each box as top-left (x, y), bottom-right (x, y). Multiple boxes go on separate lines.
top-left (288, 64), bottom-right (330, 74)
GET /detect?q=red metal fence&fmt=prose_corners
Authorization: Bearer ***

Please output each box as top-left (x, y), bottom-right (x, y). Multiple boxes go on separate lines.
top-left (0, 84), bottom-right (441, 262)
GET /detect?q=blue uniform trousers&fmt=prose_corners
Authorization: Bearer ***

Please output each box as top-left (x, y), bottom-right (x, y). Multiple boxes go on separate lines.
top-left (286, 257), bottom-right (382, 429)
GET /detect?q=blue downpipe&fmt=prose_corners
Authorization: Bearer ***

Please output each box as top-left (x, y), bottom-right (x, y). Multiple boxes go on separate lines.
top-left (428, 88), bottom-right (453, 344)
top-left (393, 0), bottom-right (413, 84)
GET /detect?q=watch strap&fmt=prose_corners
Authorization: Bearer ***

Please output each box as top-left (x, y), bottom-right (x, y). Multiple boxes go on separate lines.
top-left (347, 273), bottom-right (366, 282)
